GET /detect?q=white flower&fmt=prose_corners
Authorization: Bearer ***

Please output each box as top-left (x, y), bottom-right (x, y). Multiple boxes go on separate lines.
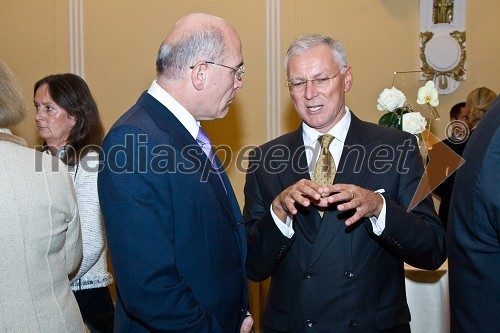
top-left (377, 87), bottom-right (406, 112)
top-left (402, 112), bottom-right (427, 134)
top-left (416, 80), bottom-right (439, 107)
top-left (377, 86), bottom-right (407, 112)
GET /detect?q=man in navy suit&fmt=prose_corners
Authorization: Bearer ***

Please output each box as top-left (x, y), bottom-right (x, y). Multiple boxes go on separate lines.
top-left (243, 34), bottom-right (446, 332)
top-left (98, 13), bottom-right (252, 333)
top-left (448, 96), bottom-right (500, 332)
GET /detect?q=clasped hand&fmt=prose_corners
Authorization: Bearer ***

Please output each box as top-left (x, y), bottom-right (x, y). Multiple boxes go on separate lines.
top-left (272, 179), bottom-right (383, 226)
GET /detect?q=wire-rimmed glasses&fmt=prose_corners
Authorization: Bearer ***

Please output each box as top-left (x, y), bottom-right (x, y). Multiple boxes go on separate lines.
top-left (190, 61), bottom-right (245, 81)
top-left (286, 66), bottom-right (345, 92)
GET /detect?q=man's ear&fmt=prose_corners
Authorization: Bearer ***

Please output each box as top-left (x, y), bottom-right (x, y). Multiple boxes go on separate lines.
top-left (191, 63), bottom-right (208, 91)
top-left (343, 66), bottom-right (353, 93)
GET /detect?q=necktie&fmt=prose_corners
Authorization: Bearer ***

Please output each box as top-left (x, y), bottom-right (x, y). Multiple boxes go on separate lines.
top-left (312, 134), bottom-right (336, 216)
top-left (196, 128), bottom-right (227, 193)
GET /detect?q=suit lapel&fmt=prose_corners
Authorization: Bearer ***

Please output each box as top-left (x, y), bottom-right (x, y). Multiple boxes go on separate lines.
top-left (212, 154), bottom-right (241, 226)
top-left (137, 92), bottom-right (238, 227)
top-left (277, 128), bottom-right (310, 187)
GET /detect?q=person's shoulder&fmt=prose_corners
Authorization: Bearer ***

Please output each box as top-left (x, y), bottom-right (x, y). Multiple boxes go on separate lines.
top-left (111, 102), bottom-right (151, 131)
top-left (350, 116), bottom-right (414, 144)
top-left (1, 143), bottom-right (71, 185)
top-left (2, 142), bottom-right (59, 168)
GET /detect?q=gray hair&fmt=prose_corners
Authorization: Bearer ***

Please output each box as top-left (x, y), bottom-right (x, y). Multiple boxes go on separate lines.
top-left (156, 27), bottom-right (226, 79)
top-left (0, 59), bottom-right (27, 128)
top-left (284, 34), bottom-right (347, 71)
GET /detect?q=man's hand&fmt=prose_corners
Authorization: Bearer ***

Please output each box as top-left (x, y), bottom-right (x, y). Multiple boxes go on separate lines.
top-left (325, 183), bottom-right (383, 226)
top-left (271, 179), bottom-right (331, 222)
top-left (240, 314), bottom-right (254, 333)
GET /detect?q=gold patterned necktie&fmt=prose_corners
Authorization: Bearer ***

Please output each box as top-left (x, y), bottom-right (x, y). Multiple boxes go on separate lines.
top-left (312, 134), bottom-right (336, 209)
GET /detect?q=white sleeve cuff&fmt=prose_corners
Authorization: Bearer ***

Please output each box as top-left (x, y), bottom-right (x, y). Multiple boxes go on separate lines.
top-left (270, 204), bottom-right (294, 238)
top-left (369, 189), bottom-right (386, 236)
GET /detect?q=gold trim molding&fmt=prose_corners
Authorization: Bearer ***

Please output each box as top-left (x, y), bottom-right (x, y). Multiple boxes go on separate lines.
top-left (419, 0), bottom-right (466, 94)
top-left (420, 30), bottom-right (466, 90)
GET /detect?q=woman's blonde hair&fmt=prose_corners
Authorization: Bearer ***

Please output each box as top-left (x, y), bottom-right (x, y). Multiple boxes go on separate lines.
top-left (0, 59), bottom-right (27, 128)
top-left (466, 87), bottom-right (497, 128)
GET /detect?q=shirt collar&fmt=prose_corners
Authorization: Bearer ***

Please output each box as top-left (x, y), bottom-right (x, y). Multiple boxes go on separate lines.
top-left (147, 80), bottom-right (201, 139)
top-left (302, 106), bottom-right (352, 147)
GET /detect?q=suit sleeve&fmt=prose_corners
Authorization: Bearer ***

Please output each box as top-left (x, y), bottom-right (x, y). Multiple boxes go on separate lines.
top-left (60, 163), bottom-right (83, 277)
top-left (377, 134), bottom-right (447, 270)
top-left (98, 126), bottom-right (226, 333)
top-left (243, 152), bottom-right (294, 282)
top-left (479, 129), bottom-right (500, 240)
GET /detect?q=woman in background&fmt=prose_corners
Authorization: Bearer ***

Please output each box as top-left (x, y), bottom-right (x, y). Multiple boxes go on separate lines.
top-left (34, 73), bottom-right (114, 332)
top-left (466, 87), bottom-right (497, 130)
top-left (0, 59), bottom-right (85, 332)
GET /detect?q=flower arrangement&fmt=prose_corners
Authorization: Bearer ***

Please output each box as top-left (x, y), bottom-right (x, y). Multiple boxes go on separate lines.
top-left (377, 80), bottom-right (439, 135)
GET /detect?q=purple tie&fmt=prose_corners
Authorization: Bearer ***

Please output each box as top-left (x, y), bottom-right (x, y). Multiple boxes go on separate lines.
top-left (196, 128), bottom-right (227, 193)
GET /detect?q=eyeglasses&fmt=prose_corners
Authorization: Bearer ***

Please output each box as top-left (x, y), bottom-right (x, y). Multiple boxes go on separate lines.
top-left (190, 61), bottom-right (245, 81)
top-left (286, 66), bottom-right (345, 92)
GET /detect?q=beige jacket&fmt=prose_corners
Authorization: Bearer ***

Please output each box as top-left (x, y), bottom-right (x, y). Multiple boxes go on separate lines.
top-left (0, 130), bottom-right (86, 333)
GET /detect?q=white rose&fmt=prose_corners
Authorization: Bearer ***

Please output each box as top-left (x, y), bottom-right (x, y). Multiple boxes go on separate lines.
top-left (376, 86), bottom-right (407, 112)
top-left (402, 112), bottom-right (427, 134)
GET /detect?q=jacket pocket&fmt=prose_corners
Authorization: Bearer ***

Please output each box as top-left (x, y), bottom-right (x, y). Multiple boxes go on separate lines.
top-left (261, 306), bottom-right (289, 332)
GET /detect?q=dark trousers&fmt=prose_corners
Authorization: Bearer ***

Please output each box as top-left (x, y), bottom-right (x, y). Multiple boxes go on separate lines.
top-left (74, 286), bottom-right (114, 333)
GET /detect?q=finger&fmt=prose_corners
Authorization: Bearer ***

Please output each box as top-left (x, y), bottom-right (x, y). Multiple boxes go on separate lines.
top-left (284, 198), bottom-right (298, 215)
top-left (240, 316), bottom-right (254, 333)
top-left (328, 190), bottom-right (355, 205)
top-left (296, 182), bottom-right (323, 201)
top-left (349, 190), bottom-right (356, 201)
top-left (345, 209), bottom-right (365, 226)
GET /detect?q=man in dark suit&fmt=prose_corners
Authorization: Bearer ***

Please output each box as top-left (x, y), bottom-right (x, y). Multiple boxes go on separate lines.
top-left (98, 13), bottom-right (252, 333)
top-left (243, 34), bottom-right (446, 333)
top-left (433, 102), bottom-right (469, 228)
top-left (448, 96), bottom-right (500, 332)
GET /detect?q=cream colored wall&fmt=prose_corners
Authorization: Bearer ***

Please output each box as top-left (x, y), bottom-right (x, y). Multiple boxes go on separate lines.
top-left (2, 0), bottom-right (70, 146)
top-left (2, 1), bottom-right (498, 207)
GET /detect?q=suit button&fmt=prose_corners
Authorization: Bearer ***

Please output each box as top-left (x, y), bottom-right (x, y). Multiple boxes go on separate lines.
top-left (345, 271), bottom-right (354, 278)
top-left (304, 272), bottom-right (311, 279)
top-left (348, 319), bottom-right (357, 327)
top-left (306, 320), bottom-right (313, 328)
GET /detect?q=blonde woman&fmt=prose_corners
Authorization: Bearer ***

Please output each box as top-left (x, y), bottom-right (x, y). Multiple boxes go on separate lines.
top-left (0, 60), bottom-right (85, 332)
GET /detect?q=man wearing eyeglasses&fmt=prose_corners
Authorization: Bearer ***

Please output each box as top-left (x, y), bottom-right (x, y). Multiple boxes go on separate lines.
top-left (99, 13), bottom-right (252, 333)
top-left (244, 34), bottom-right (446, 333)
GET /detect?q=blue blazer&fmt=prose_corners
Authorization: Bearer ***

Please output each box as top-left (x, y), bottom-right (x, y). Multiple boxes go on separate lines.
top-left (98, 92), bottom-right (248, 332)
top-left (448, 96), bottom-right (500, 332)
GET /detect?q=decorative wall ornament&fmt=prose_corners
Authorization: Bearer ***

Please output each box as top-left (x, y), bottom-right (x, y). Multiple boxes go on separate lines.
top-left (419, 0), bottom-right (467, 94)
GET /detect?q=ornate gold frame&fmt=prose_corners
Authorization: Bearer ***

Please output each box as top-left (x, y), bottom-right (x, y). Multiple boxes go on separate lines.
top-left (420, 30), bottom-right (466, 90)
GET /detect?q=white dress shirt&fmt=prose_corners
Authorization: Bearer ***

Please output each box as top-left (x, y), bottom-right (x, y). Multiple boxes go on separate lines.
top-left (147, 80), bottom-right (202, 139)
top-left (271, 107), bottom-right (387, 237)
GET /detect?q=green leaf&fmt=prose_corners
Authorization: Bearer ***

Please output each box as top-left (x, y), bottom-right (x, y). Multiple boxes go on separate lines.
top-left (378, 112), bottom-right (394, 126)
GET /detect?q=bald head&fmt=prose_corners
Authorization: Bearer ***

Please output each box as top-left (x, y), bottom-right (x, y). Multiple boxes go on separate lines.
top-left (165, 13), bottom-right (234, 44)
top-left (156, 13), bottom-right (241, 80)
